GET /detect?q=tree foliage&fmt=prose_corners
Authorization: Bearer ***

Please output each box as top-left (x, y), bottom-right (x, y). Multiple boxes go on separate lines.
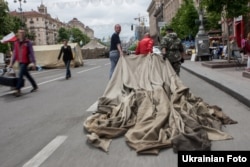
top-left (71, 27), bottom-right (90, 46)
top-left (204, 12), bottom-right (221, 31)
top-left (202, 0), bottom-right (250, 61)
top-left (58, 27), bottom-right (69, 42)
top-left (0, 0), bottom-right (30, 53)
top-left (202, 0), bottom-right (250, 19)
top-left (167, 0), bottom-right (199, 39)
top-left (58, 27), bottom-right (90, 47)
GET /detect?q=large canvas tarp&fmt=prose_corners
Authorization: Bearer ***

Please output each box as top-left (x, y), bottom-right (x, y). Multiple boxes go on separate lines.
top-left (33, 43), bottom-right (84, 68)
top-left (81, 38), bottom-right (108, 59)
top-left (83, 54), bottom-right (237, 154)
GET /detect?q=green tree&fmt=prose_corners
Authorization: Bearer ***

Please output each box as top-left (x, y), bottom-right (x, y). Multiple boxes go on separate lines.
top-left (0, 0), bottom-right (29, 53)
top-left (58, 27), bottom-right (70, 43)
top-left (202, 0), bottom-right (250, 60)
top-left (204, 12), bottom-right (221, 31)
top-left (57, 27), bottom-right (90, 47)
top-left (162, 0), bottom-right (199, 40)
top-left (70, 27), bottom-right (90, 46)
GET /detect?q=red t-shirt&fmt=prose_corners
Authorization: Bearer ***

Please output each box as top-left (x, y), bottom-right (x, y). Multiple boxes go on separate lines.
top-left (135, 37), bottom-right (154, 55)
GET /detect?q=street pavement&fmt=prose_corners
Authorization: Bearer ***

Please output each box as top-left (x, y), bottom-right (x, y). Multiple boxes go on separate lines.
top-left (181, 60), bottom-right (250, 108)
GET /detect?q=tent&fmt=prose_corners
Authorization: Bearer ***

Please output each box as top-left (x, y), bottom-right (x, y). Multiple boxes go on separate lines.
top-left (83, 54), bottom-right (237, 154)
top-left (33, 43), bottom-right (83, 68)
top-left (81, 38), bottom-right (108, 59)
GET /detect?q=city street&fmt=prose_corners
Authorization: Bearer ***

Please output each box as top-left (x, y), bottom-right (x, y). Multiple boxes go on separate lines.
top-left (0, 58), bottom-right (250, 167)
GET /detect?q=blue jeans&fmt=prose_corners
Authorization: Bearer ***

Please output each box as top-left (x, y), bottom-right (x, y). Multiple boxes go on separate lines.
top-left (109, 50), bottom-right (120, 79)
top-left (17, 63), bottom-right (37, 90)
top-left (64, 60), bottom-right (71, 78)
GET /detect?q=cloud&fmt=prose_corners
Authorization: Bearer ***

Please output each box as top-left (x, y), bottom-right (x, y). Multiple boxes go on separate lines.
top-left (8, 0), bottom-right (151, 40)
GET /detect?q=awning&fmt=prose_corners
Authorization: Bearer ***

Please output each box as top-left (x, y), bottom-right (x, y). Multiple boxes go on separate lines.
top-left (0, 32), bottom-right (17, 43)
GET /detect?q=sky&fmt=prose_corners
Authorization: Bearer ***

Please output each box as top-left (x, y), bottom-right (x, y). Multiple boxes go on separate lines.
top-left (7, 0), bottom-right (152, 41)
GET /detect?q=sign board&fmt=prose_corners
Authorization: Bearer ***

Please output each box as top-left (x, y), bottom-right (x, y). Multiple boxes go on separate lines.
top-left (158, 22), bottom-right (167, 27)
top-left (235, 15), bottom-right (242, 22)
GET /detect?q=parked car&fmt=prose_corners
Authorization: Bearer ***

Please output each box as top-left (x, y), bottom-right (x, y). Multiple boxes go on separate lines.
top-left (153, 46), bottom-right (161, 55)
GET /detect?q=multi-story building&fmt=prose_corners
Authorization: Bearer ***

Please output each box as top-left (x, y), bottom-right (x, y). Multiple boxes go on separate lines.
top-left (68, 18), bottom-right (94, 39)
top-left (10, 3), bottom-right (94, 45)
top-left (147, 0), bottom-right (200, 44)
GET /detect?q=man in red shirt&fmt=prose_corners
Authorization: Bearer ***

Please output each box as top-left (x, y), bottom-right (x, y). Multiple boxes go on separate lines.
top-left (9, 28), bottom-right (38, 97)
top-left (135, 33), bottom-right (154, 56)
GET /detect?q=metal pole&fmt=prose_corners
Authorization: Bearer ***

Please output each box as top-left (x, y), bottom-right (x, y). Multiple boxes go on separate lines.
top-left (14, 0), bottom-right (26, 25)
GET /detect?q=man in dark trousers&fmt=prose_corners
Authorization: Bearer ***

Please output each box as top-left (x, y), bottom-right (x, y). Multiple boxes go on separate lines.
top-left (160, 28), bottom-right (185, 76)
top-left (58, 39), bottom-right (73, 79)
top-left (9, 28), bottom-right (38, 97)
top-left (109, 24), bottom-right (123, 79)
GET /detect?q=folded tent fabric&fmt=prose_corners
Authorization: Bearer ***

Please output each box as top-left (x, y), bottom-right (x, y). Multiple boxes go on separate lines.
top-left (83, 54), bottom-right (237, 154)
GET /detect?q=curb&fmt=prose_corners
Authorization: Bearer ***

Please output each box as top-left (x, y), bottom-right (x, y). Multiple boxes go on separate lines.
top-left (181, 66), bottom-right (250, 108)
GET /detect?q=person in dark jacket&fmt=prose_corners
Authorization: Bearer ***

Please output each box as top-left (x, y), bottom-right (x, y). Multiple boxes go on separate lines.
top-left (9, 28), bottom-right (38, 97)
top-left (109, 24), bottom-right (123, 79)
top-left (58, 39), bottom-right (73, 79)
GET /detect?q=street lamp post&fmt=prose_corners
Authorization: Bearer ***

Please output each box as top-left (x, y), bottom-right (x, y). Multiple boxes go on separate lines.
top-left (14, 0), bottom-right (26, 24)
top-left (195, 0), bottom-right (211, 61)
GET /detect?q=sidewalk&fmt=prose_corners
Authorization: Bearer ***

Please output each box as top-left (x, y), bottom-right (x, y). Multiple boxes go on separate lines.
top-left (181, 60), bottom-right (250, 108)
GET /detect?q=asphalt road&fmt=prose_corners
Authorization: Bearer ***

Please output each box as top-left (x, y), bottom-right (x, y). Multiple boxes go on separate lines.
top-left (0, 58), bottom-right (249, 167)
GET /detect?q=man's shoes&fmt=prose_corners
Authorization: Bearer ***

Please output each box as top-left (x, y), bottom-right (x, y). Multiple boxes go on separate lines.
top-left (30, 87), bottom-right (38, 92)
top-left (14, 89), bottom-right (21, 97)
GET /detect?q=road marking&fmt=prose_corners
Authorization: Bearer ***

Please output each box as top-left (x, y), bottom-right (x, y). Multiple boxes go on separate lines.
top-left (86, 101), bottom-right (98, 112)
top-left (77, 66), bottom-right (101, 74)
top-left (22, 136), bottom-right (68, 167)
top-left (105, 63), bottom-right (110, 66)
top-left (37, 76), bottom-right (65, 85)
top-left (31, 69), bottom-right (61, 75)
top-left (0, 66), bottom-right (101, 96)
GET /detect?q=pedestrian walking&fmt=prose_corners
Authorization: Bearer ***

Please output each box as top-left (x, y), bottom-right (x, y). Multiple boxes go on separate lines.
top-left (109, 24), bottom-right (123, 79)
top-left (135, 32), bottom-right (154, 56)
top-left (9, 28), bottom-right (38, 97)
top-left (58, 39), bottom-right (73, 79)
top-left (160, 28), bottom-right (185, 76)
top-left (244, 32), bottom-right (250, 72)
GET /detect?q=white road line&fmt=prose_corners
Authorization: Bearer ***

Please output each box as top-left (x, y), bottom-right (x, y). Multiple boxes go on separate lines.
top-left (0, 66), bottom-right (100, 96)
top-left (37, 76), bottom-right (65, 85)
top-left (31, 69), bottom-right (61, 75)
top-left (77, 66), bottom-right (101, 74)
top-left (86, 101), bottom-right (98, 112)
top-left (0, 76), bottom-right (65, 97)
top-left (23, 136), bottom-right (68, 167)
top-left (105, 63), bottom-right (110, 66)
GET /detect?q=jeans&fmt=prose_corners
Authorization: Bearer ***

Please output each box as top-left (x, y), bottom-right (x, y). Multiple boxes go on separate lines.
top-left (17, 63), bottom-right (37, 90)
top-left (64, 60), bottom-right (71, 78)
top-left (109, 50), bottom-right (120, 79)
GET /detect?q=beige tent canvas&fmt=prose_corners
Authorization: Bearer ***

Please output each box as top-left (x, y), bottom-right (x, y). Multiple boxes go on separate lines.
top-left (33, 43), bottom-right (84, 68)
top-left (81, 38), bottom-right (108, 59)
top-left (83, 54), bottom-right (237, 154)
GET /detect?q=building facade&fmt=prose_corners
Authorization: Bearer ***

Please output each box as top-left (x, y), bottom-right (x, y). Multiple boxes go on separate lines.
top-left (147, 0), bottom-right (187, 44)
top-left (10, 3), bottom-right (94, 45)
top-left (68, 18), bottom-right (94, 39)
